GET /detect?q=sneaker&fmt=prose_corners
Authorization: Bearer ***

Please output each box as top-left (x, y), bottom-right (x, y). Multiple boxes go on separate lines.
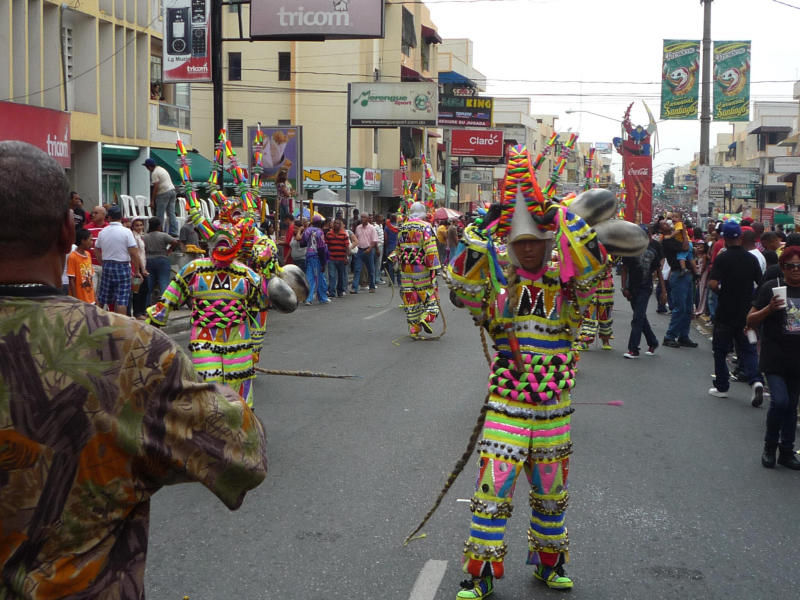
top-left (645, 343), bottom-right (658, 356)
top-left (708, 387), bottom-right (728, 398)
top-left (663, 338), bottom-right (680, 348)
top-left (457, 576), bottom-right (493, 599)
top-left (623, 350), bottom-right (639, 359)
top-left (533, 565), bottom-right (573, 590)
top-left (601, 343), bottom-right (612, 351)
top-left (350, 289), bottom-right (358, 294)
top-left (751, 382), bottom-right (764, 407)
top-left (304, 301), bottom-right (312, 306)
top-left (420, 320), bottom-right (434, 334)
top-left (369, 288), bottom-right (376, 293)
top-left (678, 338), bottom-right (698, 348)
top-left (321, 299), bottom-right (331, 304)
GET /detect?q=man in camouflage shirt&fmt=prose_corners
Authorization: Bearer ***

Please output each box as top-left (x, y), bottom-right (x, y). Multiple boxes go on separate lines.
top-left (0, 141), bottom-right (268, 599)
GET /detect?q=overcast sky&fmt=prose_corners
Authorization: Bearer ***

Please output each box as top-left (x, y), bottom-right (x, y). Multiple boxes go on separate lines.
top-left (426, 0), bottom-right (800, 181)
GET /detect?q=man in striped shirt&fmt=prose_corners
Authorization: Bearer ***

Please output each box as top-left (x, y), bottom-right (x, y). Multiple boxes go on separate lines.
top-left (325, 218), bottom-right (350, 297)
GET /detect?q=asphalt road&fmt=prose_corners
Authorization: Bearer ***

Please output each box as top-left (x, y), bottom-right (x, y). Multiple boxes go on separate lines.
top-left (144, 280), bottom-right (800, 600)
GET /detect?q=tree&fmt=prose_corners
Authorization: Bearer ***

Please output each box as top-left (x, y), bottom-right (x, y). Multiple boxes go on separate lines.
top-left (663, 167), bottom-right (676, 188)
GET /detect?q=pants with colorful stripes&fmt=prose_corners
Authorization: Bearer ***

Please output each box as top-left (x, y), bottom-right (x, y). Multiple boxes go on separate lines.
top-left (188, 322), bottom-right (256, 406)
top-left (578, 278), bottom-right (614, 346)
top-left (462, 353), bottom-right (574, 580)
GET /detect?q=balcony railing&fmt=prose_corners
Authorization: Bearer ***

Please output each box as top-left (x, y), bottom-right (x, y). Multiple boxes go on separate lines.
top-left (158, 102), bottom-right (190, 130)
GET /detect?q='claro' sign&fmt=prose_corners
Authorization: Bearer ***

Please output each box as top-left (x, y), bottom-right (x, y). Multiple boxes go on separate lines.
top-left (450, 129), bottom-right (504, 157)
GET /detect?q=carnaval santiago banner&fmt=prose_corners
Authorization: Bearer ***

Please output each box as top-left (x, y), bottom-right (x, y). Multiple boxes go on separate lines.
top-left (623, 155), bottom-right (653, 225)
top-left (660, 40), bottom-right (700, 120)
top-left (713, 41), bottom-right (751, 122)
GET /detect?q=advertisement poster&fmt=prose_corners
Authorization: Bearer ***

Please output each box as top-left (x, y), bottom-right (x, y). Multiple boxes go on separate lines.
top-left (0, 101), bottom-right (71, 168)
top-left (250, 0), bottom-right (384, 40)
top-left (162, 0), bottom-right (211, 83)
top-left (303, 167), bottom-right (381, 190)
top-left (450, 129), bottom-right (504, 157)
top-left (247, 125), bottom-right (303, 196)
top-left (623, 155), bottom-right (653, 225)
top-left (349, 82), bottom-right (438, 127)
top-left (437, 95), bottom-right (493, 128)
top-left (713, 41), bottom-right (751, 122)
top-left (660, 40), bottom-right (700, 120)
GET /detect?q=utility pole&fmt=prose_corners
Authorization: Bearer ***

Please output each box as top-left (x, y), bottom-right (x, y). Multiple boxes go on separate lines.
top-left (699, 0), bottom-right (713, 166)
top-left (212, 0), bottom-right (223, 137)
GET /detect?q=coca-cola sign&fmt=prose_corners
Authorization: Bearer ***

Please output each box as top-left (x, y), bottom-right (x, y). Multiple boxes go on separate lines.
top-left (0, 101), bottom-right (71, 168)
top-left (451, 129), bottom-right (504, 157)
top-left (627, 167), bottom-right (650, 176)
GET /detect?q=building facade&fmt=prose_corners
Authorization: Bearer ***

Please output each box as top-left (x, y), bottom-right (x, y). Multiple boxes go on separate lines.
top-left (1, 0), bottom-right (192, 208)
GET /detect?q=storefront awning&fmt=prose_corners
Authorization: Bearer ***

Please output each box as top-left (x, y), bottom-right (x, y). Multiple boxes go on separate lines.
top-left (149, 147), bottom-right (233, 187)
top-left (421, 25), bottom-right (442, 44)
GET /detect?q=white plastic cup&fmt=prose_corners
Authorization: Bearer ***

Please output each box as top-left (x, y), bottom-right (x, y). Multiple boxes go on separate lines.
top-left (746, 329), bottom-right (758, 344)
top-left (773, 285), bottom-right (787, 307)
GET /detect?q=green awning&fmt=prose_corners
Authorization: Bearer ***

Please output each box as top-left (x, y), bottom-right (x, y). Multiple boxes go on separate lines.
top-left (149, 147), bottom-right (233, 188)
top-left (774, 212), bottom-right (795, 225)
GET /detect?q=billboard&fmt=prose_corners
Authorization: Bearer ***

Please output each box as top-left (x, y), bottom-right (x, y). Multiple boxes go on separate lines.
top-left (774, 156), bottom-right (800, 173)
top-left (438, 95), bottom-right (493, 128)
top-left (251, 0), bottom-right (385, 40)
top-left (623, 155), bottom-right (653, 225)
top-left (162, 0), bottom-right (211, 83)
top-left (451, 129), bottom-right (504, 157)
top-left (713, 41), bottom-right (751, 122)
top-left (594, 142), bottom-right (613, 154)
top-left (660, 40), bottom-right (700, 120)
top-left (349, 82), bottom-right (438, 127)
top-left (0, 101), bottom-right (71, 168)
top-left (303, 167), bottom-right (381, 190)
top-left (247, 125), bottom-right (303, 196)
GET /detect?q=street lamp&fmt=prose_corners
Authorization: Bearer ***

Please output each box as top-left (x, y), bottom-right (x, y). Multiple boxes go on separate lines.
top-left (564, 109), bottom-right (622, 123)
top-left (653, 147), bottom-right (680, 157)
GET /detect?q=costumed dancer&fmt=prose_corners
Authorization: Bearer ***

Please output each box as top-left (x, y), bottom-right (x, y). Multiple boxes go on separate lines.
top-left (392, 201), bottom-right (441, 338)
top-left (444, 146), bottom-right (647, 599)
top-left (146, 222), bottom-right (267, 407)
top-left (576, 259), bottom-right (614, 350)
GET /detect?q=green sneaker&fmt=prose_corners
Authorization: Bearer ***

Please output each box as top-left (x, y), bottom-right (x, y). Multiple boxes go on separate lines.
top-left (533, 565), bottom-right (573, 590)
top-left (456, 575), bottom-right (493, 599)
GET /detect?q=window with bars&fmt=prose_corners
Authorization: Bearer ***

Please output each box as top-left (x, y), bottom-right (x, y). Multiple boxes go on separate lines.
top-left (228, 52), bottom-right (241, 81)
top-left (278, 52), bottom-right (291, 81)
top-left (227, 119), bottom-right (244, 147)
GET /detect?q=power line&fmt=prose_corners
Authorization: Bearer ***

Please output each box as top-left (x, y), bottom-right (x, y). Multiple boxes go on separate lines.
top-left (771, 0), bottom-right (800, 9)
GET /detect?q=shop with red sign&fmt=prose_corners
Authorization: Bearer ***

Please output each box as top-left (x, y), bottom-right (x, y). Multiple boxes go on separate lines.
top-left (0, 101), bottom-right (71, 168)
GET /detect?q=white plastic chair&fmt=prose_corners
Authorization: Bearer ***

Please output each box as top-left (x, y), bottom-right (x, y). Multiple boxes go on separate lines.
top-left (175, 198), bottom-right (187, 230)
top-left (135, 195), bottom-right (152, 217)
top-left (119, 195), bottom-right (136, 218)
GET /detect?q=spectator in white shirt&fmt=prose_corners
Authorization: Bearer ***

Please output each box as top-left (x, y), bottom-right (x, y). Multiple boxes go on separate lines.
top-left (95, 205), bottom-right (139, 314)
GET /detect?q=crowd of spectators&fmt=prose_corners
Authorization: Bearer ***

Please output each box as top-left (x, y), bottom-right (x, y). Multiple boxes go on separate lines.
top-left (621, 211), bottom-right (800, 470)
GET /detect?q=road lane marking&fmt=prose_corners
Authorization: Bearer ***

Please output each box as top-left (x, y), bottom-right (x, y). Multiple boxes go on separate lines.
top-left (408, 559), bottom-right (448, 600)
top-left (364, 306), bottom-right (394, 320)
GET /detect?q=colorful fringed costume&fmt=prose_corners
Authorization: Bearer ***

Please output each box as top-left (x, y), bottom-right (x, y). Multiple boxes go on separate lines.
top-left (445, 145), bottom-right (641, 598)
top-left (576, 261), bottom-right (615, 349)
top-left (147, 129), bottom-right (305, 407)
top-left (392, 203), bottom-right (441, 337)
top-left (450, 214), bottom-right (607, 584)
top-left (147, 257), bottom-right (267, 406)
